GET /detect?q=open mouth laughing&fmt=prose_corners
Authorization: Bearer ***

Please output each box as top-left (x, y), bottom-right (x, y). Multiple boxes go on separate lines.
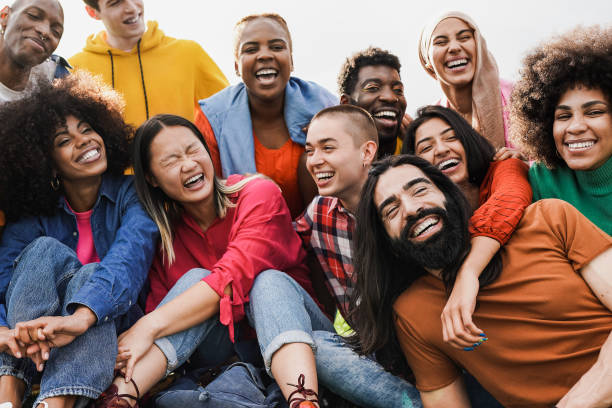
top-left (408, 214), bottom-right (442, 241)
top-left (373, 109), bottom-right (400, 128)
top-left (436, 158), bottom-right (461, 172)
top-left (445, 58), bottom-right (469, 71)
top-left (76, 147), bottom-right (101, 164)
top-left (565, 140), bottom-right (595, 151)
top-left (183, 173), bottom-right (205, 189)
top-left (255, 68), bottom-right (279, 85)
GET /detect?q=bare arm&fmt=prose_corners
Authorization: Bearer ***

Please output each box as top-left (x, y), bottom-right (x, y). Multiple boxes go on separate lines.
top-left (442, 236), bottom-right (500, 349)
top-left (557, 248), bottom-right (612, 408)
top-left (420, 377), bottom-right (471, 408)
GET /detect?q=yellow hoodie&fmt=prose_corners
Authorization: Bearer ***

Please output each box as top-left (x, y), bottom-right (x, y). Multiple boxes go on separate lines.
top-left (70, 21), bottom-right (228, 127)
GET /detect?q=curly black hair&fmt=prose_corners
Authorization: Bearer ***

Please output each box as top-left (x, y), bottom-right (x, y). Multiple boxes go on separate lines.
top-left (0, 71), bottom-right (132, 221)
top-left (337, 46), bottom-right (401, 96)
top-left (510, 25), bottom-right (612, 167)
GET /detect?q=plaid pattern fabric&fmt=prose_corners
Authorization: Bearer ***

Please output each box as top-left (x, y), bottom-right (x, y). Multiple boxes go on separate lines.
top-left (295, 196), bottom-right (355, 317)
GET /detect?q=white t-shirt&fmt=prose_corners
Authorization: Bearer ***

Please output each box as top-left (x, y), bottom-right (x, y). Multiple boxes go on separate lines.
top-left (0, 59), bottom-right (56, 103)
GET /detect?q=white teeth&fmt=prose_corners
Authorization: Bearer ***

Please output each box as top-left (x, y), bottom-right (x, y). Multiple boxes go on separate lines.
top-left (374, 110), bottom-right (397, 119)
top-left (79, 149), bottom-right (99, 162)
top-left (437, 158), bottom-right (460, 171)
top-left (447, 58), bottom-right (468, 68)
top-left (316, 172), bottom-right (334, 181)
top-left (567, 141), bottom-right (595, 150)
top-left (124, 16), bottom-right (138, 24)
top-left (184, 174), bottom-right (203, 186)
top-left (256, 68), bottom-right (278, 76)
top-left (412, 217), bottom-right (439, 237)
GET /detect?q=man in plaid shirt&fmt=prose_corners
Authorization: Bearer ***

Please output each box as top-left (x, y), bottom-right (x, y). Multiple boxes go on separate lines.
top-left (295, 105), bottom-right (423, 407)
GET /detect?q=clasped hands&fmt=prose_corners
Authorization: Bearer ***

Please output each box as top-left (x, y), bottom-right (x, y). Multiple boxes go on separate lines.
top-left (0, 306), bottom-right (96, 372)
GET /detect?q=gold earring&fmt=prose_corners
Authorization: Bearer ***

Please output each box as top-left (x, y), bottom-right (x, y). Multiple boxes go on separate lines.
top-left (50, 175), bottom-right (60, 191)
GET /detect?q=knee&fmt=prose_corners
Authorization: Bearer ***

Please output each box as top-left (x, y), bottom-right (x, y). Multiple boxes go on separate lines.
top-left (250, 270), bottom-right (295, 299)
top-left (20, 237), bottom-right (66, 260)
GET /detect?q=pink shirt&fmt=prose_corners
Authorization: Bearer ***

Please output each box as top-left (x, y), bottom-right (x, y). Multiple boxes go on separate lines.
top-left (72, 207), bottom-right (101, 265)
top-left (145, 175), bottom-right (318, 341)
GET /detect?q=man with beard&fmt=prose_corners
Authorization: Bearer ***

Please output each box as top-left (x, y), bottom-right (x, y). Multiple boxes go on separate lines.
top-left (338, 47), bottom-right (408, 157)
top-left (350, 154), bottom-right (612, 408)
top-left (0, 0), bottom-right (67, 103)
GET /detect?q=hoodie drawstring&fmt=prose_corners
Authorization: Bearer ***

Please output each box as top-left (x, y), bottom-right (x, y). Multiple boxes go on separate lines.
top-left (136, 39), bottom-right (149, 120)
top-left (107, 50), bottom-right (115, 88)
top-left (106, 39), bottom-right (150, 120)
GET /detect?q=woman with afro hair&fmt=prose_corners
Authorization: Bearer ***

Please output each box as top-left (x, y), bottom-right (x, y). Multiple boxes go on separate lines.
top-left (511, 25), bottom-right (612, 235)
top-left (0, 71), bottom-right (158, 407)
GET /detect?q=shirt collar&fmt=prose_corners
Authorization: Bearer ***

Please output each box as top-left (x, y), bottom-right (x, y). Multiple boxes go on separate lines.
top-left (56, 175), bottom-right (118, 212)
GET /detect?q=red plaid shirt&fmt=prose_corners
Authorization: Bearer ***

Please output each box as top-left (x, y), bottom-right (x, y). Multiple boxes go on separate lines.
top-left (295, 196), bottom-right (355, 317)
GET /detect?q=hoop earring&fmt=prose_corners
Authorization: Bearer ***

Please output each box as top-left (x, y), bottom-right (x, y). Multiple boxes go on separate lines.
top-left (50, 175), bottom-right (60, 191)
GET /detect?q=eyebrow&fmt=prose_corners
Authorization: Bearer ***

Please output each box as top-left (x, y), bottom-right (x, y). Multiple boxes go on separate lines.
top-left (377, 177), bottom-right (432, 214)
top-left (415, 127), bottom-right (454, 148)
top-left (556, 100), bottom-right (609, 110)
top-left (433, 29), bottom-right (473, 42)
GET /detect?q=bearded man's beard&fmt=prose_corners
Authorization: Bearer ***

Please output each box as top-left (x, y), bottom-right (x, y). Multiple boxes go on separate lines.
top-left (389, 206), bottom-right (466, 270)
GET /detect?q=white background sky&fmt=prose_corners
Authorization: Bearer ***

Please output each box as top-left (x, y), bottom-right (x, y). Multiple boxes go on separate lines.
top-left (50, 1), bottom-right (612, 115)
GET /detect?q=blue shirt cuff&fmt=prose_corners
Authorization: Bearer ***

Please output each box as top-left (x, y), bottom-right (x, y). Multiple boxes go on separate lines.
top-left (0, 306), bottom-right (7, 328)
top-left (67, 283), bottom-right (112, 326)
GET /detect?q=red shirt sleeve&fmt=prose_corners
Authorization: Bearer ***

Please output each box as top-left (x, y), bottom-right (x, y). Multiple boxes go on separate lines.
top-left (194, 109), bottom-right (223, 177)
top-left (470, 159), bottom-right (532, 244)
top-left (145, 250), bottom-right (171, 313)
top-left (201, 177), bottom-right (308, 341)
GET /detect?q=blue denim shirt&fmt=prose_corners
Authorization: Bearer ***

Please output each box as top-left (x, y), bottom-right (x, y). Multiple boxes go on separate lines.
top-left (0, 175), bottom-right (159, 327)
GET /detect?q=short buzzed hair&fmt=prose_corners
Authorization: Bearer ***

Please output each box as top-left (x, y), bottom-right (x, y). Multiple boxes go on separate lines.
top-left (310, 104), bottom-right (379, 147)
top-left (233, 13), bottom-right (292, 60)
top-left (338, 47), bottom-right (401, 95)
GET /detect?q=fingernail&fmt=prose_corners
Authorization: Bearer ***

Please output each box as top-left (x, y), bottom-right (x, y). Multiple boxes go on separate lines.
top-left (479, 333), bottom-right (487, 337)
top-left (38, 364), bottom-right (44, 371)
top-left (125, 377), bottom-right (130, 383)
top-left (473, 343), bottom-right (481, 347)
top-left (463, 347), bottom-right (474, 351)
top-left (15, 352), bottom-right (21, 358)
top-left (43, 352), bottom-right (49, 360)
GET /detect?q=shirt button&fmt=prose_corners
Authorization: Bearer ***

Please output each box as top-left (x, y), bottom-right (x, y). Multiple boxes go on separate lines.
top-left (104, 316), bottom-right (109, 322)
top-left (128, 301), bottom-right (132, 306)
top-left (73, 231), bottom-right (77, 236)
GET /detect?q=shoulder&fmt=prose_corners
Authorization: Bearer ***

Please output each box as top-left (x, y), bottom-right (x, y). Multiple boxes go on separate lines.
top-left (529, 162), bottom-right (573, 196)
top-left (100, 175), bottom-right (136, 201)
top-left (199, 83), bottom-right (246, 114)
top-left (489, 158), bottom-right (529, 178)
top-left (519, 199), bottom-right (580, 230)
top-left (287, 77), bottom-right (337, 106)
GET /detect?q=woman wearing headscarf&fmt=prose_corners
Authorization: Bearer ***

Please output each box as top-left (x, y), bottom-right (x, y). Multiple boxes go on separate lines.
top-left (418, 11), bottom-right (516, 155)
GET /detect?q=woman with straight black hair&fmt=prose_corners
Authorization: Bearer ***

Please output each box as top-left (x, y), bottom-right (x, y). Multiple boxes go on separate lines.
top-left (100, 114), bottom-right (322, 408)
top-left (401, 105), bottom-right (531, 351)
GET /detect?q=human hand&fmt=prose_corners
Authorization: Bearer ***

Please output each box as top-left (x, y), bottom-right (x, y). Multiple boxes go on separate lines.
top-left (441, 270), bottom-right (486, 350)
top-left (116, 317), bottom-right (156, 382)
top-left (493, 146), bottom-right (525, 161)
top-left (14, 306), bottom-right (96, 349)
top-left (0, 326), bottom-right (26, 359)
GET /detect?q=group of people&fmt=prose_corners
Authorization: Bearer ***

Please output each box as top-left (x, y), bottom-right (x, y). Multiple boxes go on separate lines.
top-left (0, 1), bottom-right (610, 408)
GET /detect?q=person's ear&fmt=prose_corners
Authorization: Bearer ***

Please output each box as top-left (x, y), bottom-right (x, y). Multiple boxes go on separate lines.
top-left (145, 173), bottom-right (159, 188)
top-left (85, 5), bottom-right (101, 20)
top-left (340, 94), bottom-right (350, 105)
top-left (361, 140), bottom-right (378, 166)
top-left (290, 54), bottom-right (294, 73)
top-left (234, 61), bottom-right (240, 77)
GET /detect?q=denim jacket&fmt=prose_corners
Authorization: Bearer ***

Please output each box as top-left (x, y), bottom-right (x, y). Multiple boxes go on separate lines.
top-left (0, 175), bottom-right (159, 327)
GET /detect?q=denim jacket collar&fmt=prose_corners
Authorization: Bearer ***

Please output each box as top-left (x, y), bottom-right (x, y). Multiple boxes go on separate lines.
top-left (57, 175), bottom-right (118, 214)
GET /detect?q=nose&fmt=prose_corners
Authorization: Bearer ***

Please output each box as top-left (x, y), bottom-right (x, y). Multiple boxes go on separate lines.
top-left (399, 194), bottom-right (424, 219)
top-left (180, 157), bottom-right (198, 173)
top-left (447, 38), bottom-right (461, 53)
top-left (433, 140), bottom-right (450, 157)
top-left (256, 46), bottom-right (273, 61)
top-left (307, 149), bottom-right (324, 168)
top-left (566, 113), bottom-right (587, 135)
top-left (379, 85), bottom-right (398, 103)
top-left (34, 21), bottom-right (52, 42)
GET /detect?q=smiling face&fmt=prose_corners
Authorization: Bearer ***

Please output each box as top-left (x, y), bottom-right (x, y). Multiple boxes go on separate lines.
top-left (88, 0), bottom-right (145, 46)
top-left (147, 125), bottom-right (215, 207)
top-left (553, 86), bottom-right (612, 171)
top-left (374, 164), bottom-right (447, 242)
top-left (344, 65), bottom-right (406, 146)
top-left (235, 17), bottom-right (292, 104)
top-left (51, 115), bottom-right (107, 182)
top-left (305, 115), bottom-right (375, 204)
top-left (1, 0), bottom-right (64, 68)
top-left (413, 117), bottom-right (468, 185)
top-left (428, 17), bottom-right (476, 89)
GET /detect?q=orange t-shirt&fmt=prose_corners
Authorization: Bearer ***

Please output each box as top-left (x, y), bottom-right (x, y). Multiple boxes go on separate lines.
top-left (195, 109), bottom-right (304, 218)
top-left (394, 199), bottom-right (612, 408)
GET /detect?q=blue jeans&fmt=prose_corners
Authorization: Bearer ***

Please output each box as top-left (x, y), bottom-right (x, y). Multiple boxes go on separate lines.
top-left (153, 268), bottom-right (234, 376)
top-left (246, 269), bottom-right (422, 408)
top-left (0, 237), bottom-right (116, 405)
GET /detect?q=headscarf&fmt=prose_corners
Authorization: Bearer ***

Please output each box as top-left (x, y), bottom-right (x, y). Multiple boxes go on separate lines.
top-left (418, 11), bottom-right (505, 149)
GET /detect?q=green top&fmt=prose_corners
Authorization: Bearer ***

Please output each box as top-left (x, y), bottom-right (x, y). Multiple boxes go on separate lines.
top-left (529, 155), bottom-right (612, 235)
